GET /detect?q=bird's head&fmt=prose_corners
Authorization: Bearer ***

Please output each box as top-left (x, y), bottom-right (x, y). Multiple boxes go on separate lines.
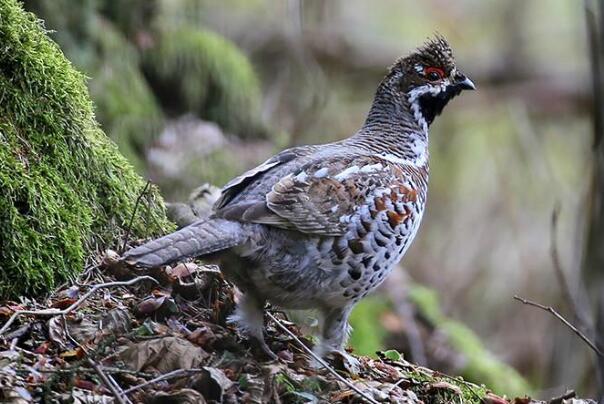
top-left (385, 35), bottom-right (475, 128)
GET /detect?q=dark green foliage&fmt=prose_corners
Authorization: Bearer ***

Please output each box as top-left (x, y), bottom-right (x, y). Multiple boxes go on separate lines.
top-left (0, 0), bottom-right (172, 297)
top-left (23, 0), bottom-right (272, 169)
top-left (142, 27), bottom-right (269, 139)
top-left (24, 0), bottom-right (164, 171)
top-left (408, 285), bottom-right (532, 396)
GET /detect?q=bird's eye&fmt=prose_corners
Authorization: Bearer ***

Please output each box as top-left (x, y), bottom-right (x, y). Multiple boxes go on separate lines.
top-left (424, 66), bottom-right (445, 81)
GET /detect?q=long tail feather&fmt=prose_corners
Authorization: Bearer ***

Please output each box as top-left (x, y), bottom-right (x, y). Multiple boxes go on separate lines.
top-left (122, 218), bottom-right (244, 267)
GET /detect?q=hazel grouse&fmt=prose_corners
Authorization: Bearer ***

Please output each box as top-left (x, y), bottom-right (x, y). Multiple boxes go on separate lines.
top-left (123, 36), bottom-right (475, 359)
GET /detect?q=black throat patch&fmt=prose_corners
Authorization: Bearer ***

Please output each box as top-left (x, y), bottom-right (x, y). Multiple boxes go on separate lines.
top-left (417, 86), bottom-right (463, 125)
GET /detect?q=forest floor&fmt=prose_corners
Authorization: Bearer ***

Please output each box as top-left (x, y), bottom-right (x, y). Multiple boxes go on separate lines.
top-left (0, 248), bottom-right (593, 403)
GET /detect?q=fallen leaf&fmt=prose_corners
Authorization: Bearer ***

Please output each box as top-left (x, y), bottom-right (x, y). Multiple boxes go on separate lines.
top-left (100, 308), bottom-right (132, 335)
top-left (277, 350), bottom-right (293, 362)
top-left (48, 317), bottom-right (68, 348)
top-left (484, 392), bottom-right (510, 404)
top-left (60, 347), bottom-right (85, 361)
top-left (33, 341), bottom-right (51, 355)
top-left (381, 349), bottom-right (403, 361)
top-left (58, 285), bottom-right (80, 300)
top-left (187, 326), bottom-right (217, 348)
top-left (145, 388), bottom-right (206, 404)
top-left (74, 378), bottom-right (97, 391)
top-left (51, 298), bottom-right (77, 310)
top-left (136, 295), bottom-right (167, 315)
top-left (119, 337), bottom-right (209, 372)
top-left (428, 381), bottom-right (462, 395)
top-left (0, 306), bottom-right (13, 317)
top-left (13, 387), bottom-right (32, 401)
top-left (190, 367), bottom-right (234, 402)
top-left (168, 263), bottom-right (199, 280)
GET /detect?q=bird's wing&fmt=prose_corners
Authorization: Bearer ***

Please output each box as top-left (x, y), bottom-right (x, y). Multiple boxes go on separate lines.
top-left (218, 155), bottom-right (422, 236)
top-left (214, 148), bottom-right (301, 210)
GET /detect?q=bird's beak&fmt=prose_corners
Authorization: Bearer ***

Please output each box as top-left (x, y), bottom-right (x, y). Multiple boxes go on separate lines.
top-left (454, 74), bottom-right (476, 91)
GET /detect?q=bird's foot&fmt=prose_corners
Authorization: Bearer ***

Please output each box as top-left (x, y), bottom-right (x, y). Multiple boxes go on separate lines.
top-left (251, 335), bottom-right (279, 361)
top-left (312, 348), bottom-right (360, 376)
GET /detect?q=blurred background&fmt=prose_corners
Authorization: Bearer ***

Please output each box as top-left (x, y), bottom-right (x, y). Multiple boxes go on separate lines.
top-left (22, 0), bottom-right (604, 399)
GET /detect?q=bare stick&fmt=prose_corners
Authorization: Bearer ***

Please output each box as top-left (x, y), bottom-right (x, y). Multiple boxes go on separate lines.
top-left (266, 312), bottom-right (379, 404)
top-left (0, 276), bottom-right (157, 336)
top-left (513, 295), bottom-right (603, 357)
top-left (88, 358), bottom-right (131, 404)
top-left (122, 180), bottom-right (151, 253)
top-left (123, 369), bottom-right (206, 395)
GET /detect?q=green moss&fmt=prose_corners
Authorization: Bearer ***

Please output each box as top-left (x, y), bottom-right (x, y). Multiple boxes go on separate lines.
top-left (0, 0), bottom-right (172, 298)
top-left (408, 284), bottom-right (532, 397)
top-left (142, 27), bottom-right (269, 139)
top-left (402, 367), bottom-right (489, 404)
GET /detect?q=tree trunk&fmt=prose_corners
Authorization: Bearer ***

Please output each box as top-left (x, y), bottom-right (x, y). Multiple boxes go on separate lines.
top-left (583, 0), bottom-right (604, 399)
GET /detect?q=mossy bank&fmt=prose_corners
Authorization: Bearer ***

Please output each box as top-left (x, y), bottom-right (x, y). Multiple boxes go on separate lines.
top-left (0, 0), bottom-right (172, 298)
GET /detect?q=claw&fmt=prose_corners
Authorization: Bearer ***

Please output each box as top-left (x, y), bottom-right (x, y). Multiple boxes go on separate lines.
top-left (326, 350), bottom-right (361, 376)
top-left (251, 336), bottom-right (278, 361)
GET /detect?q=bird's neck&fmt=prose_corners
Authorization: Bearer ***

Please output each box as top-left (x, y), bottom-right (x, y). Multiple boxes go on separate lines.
top-left (351, 79), bottom-right (429, 167)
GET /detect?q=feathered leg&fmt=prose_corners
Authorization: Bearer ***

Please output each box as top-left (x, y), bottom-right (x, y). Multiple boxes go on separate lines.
top-left (227, 294), bottom-right (277, 360)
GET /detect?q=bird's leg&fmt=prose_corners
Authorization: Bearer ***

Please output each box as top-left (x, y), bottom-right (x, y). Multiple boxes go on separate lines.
top-left (316, 305), bottom-right (354, 358)
top-left (227, 294), bottom-right (277, 360)
top-left (314, 305), bottom-right (361, 373)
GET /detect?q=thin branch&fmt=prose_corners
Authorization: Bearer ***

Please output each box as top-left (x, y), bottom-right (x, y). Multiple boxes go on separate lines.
top-left (265, 311), bottom-right (379, 404)
top-left (513, 295), bottom-right (603, 357)
top-left (123, 369), bottom-right (206, 395)
top-left (122, 180), bottom-right (151, 253)
top-left (88, 358), bottom-right (130, 404)
top-left (0, 276), bottom-right (157, 337)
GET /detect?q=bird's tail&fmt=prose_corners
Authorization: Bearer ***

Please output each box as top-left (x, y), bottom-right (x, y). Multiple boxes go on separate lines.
top-left (122, 218), bottom-right (245, 268)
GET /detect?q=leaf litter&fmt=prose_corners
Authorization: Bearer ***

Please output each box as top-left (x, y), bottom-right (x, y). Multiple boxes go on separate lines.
top-left (0, 248), bottom-right (596, 404)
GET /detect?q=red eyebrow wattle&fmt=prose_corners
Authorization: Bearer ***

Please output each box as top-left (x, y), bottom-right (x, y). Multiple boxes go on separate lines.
top-left (424, 66), bottom-right (445, 78)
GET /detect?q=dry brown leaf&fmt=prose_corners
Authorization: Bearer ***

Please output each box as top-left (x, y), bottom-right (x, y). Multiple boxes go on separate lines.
top-left (187, 326), bottom-right (217, 348)
top-left (136, 295), bottom-right (167, 315)
top-left (51, 298), bottom-right (77, 310)
top-left (190, 367), bottom-right (234, 402)
top-left (167, 263), bottom-right (199, 280)
top-left (119, 337), bottom-right (209, 373)
top-left (74, 378), bottom-right (97, 391)
top-left (145, 388), bottom-right (206, 404)
top-left (428, 380), bottom-right (462, 395)
top-left (484, 392), bottom-right (510, 404)
top-left (60, 347), bottom-right (85, 361)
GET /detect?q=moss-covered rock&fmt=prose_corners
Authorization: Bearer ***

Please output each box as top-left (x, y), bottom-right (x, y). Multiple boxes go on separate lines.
top-left (142, 27), bottom-right (269, 139)
top-left (0, 0), bottom-right (172, 298)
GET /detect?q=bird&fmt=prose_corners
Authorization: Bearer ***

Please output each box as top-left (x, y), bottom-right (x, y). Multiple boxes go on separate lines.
top-left (123, 35), bottom-right (475, 360)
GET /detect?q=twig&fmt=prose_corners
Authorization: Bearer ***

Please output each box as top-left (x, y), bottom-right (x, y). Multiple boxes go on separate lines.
top-left (122, 180), bottom-right (151, 253)
top-left (0, 276), bottom-right (157, 336)
top-left (265, 311), bottom-right (379, 404)
top-left (513, 295), bottom-right (603, 357)
top-left (123, 369), bottom-right (206, 395)
top-left (88, 358), bottom-right (131, 404)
